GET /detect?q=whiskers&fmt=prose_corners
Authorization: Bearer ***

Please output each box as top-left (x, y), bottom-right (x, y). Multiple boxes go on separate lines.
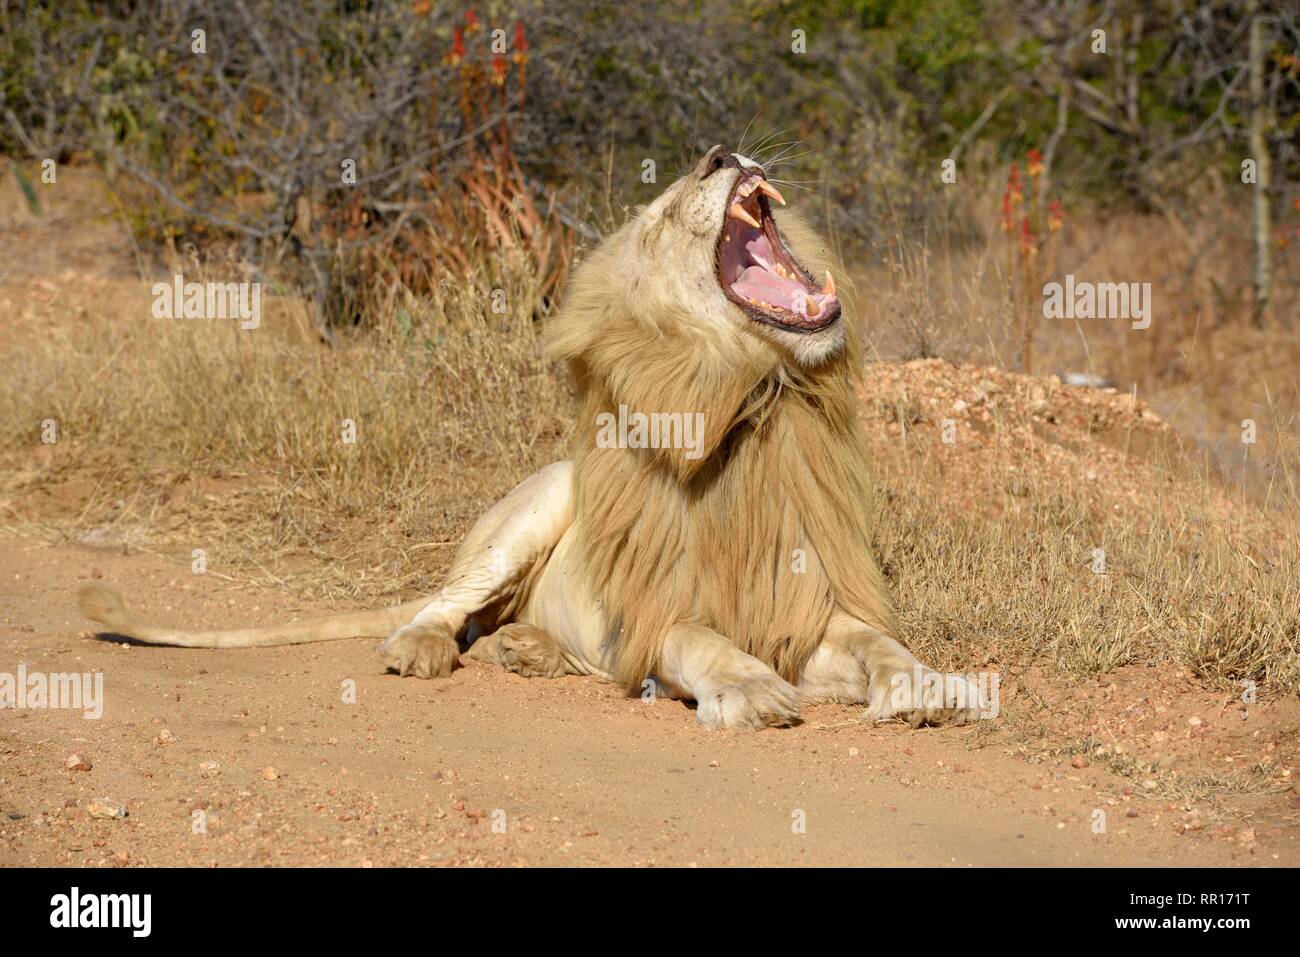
top-left (735, 118), bottom-right (819, 192)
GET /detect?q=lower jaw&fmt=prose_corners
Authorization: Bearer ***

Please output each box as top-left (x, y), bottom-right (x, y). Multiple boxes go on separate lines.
top-left (734, 298), bottom-right (840, 335)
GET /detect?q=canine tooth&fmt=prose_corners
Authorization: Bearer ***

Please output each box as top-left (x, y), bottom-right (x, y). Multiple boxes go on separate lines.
top-left (756, 180), bottom-right (786, 206)
top-left (728, 203), bottom-right (760, 228)
top-left (822, 270), bottom-right (836, 297)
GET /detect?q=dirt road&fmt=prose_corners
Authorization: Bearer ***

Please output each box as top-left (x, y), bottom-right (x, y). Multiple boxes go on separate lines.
top-left (2, 535), bottom-right (1292, 867)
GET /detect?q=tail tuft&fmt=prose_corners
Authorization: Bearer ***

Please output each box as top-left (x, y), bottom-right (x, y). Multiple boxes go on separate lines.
top-left (78, 584), bottom-right (131, 632)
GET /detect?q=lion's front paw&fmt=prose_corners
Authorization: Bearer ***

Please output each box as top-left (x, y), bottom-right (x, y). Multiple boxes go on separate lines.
top-left (378, 623), bottom-right (459, 679)
top-left (696, 672), bottom-right (801, 731)
top-left (461, 623), bottom-right (574, 678)
top-left (865, 663), bottom-right (989, 727)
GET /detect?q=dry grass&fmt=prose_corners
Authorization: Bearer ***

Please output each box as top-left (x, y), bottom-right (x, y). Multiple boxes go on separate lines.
top-left (862, 171), bottom-right (1300, 509)
top-left (1, 164), bottom-right (1297, 706)
top-left (0, 246), bottom-right (571, 603)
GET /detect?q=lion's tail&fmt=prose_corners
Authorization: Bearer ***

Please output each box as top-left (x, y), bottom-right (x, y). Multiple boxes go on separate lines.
top-left (77, 584), bottom-right (433, 649)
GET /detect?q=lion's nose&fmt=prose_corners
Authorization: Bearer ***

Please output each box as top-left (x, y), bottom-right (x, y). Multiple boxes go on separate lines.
top-left (699, 145), bottom-right (730, 178)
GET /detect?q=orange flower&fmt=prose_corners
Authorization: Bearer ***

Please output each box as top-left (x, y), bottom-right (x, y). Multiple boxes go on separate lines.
top-left (1019, 216), bottom-right (1037, 256)
top-left (1047, 198), bottom-right (1064, 232)
top-left (464, 9), bottom-right (482, 34)
top-left (446, 26), bottom-right (466, 66)
top-left (1027, 148), bottom-right (1044, 177)
top-left (491, 55), bottom-right (508, 86)
top-left (512, 20), bottom-right (529, 65)
top-left (1000, 164), bottom-right (1022, 232)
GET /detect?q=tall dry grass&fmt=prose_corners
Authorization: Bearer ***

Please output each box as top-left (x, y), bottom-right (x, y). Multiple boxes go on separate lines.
top-left (859, 160), bottom-right (1300, 508)
top-left (1, 158), bottom-right (1296, 701)
top-left (866, 423), bottom-right (1300, 696)
top-left (0, 246), bottom-right (571, 602)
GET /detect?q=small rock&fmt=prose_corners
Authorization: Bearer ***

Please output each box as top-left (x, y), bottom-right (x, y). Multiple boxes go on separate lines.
top-left (65, 753), bottom-right (92, 772)
top-left (1070, 755), bottom-right (1089, 769)
top-left (154, 728), bottom-right (176, 746)
top-left (86, 798), bottom-right (128, 820)
top-left (261, 766), bottom-right (279, 781)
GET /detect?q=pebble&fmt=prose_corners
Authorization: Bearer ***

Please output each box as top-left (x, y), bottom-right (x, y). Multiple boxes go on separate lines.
top-left (261, 766), bottom-right (279, 781)
top-left (1070, 755), bottom-right (1089, 769)
top-left (65, 753), bottom-right (92, 772)
top-left (86, 798), bottom-right (128, 820)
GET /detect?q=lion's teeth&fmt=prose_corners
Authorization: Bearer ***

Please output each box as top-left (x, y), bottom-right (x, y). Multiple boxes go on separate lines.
top-left (822, 270), bottom-right (836, 297)
top-left (728, 203), bottom-right (761, 228)
top-left (756, 180), bottom-right (786, 206)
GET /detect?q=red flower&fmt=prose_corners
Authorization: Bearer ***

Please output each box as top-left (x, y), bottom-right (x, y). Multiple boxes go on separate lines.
top-left (447, 26), bottom-right (466, 65)
top-left (464, 9), bottom-right (482, 34)
top-left (491, 55), bottom-right (508, 86)
top-left (1047, 198), bottom-right (1064, 232)
top-left (1019, 216), bottom-right (1037, 256)
top-left (1027, 148), bottom-right (1044, 177)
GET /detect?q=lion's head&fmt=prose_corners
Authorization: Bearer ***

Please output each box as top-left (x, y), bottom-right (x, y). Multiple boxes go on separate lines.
top-left (619, 145), bottom-right (845, 367)
top-left (546, 145), bottom-right (860, 481)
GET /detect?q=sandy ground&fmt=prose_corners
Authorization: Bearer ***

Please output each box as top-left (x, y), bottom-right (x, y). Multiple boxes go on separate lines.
top-left (1, 535), bottom-right (1295, 867)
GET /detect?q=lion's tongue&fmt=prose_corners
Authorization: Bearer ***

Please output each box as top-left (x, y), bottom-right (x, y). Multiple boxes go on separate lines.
top-left (729, 231), bottom-right (835, 321)
top-left (733, 265), bottom-right (807, 313)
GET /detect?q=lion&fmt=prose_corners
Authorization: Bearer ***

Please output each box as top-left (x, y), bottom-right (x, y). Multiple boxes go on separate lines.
top-left (78, 146), bottom-right (986, 730)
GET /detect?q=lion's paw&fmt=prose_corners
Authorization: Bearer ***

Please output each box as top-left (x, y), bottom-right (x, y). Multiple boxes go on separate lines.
top-left (378, 623), bottom-right (459, 679)
top-left (461, 623), bottom-right (574, 678)
top-left (696, 672), bottom-right (801, 731)
top-left (865, 663), bottom-right (988, 727)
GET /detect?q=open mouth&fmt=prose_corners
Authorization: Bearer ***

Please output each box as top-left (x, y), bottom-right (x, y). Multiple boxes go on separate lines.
top-left (717, 173), bottom-right (839, 333)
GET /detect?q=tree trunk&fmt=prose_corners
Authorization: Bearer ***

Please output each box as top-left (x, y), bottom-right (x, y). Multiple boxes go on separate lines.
top-left (1248, 0), bottom-right (1272, 326)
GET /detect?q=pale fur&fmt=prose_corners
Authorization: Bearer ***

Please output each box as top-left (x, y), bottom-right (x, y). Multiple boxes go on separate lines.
top-left (545, 202), bottom-right (895, 688)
